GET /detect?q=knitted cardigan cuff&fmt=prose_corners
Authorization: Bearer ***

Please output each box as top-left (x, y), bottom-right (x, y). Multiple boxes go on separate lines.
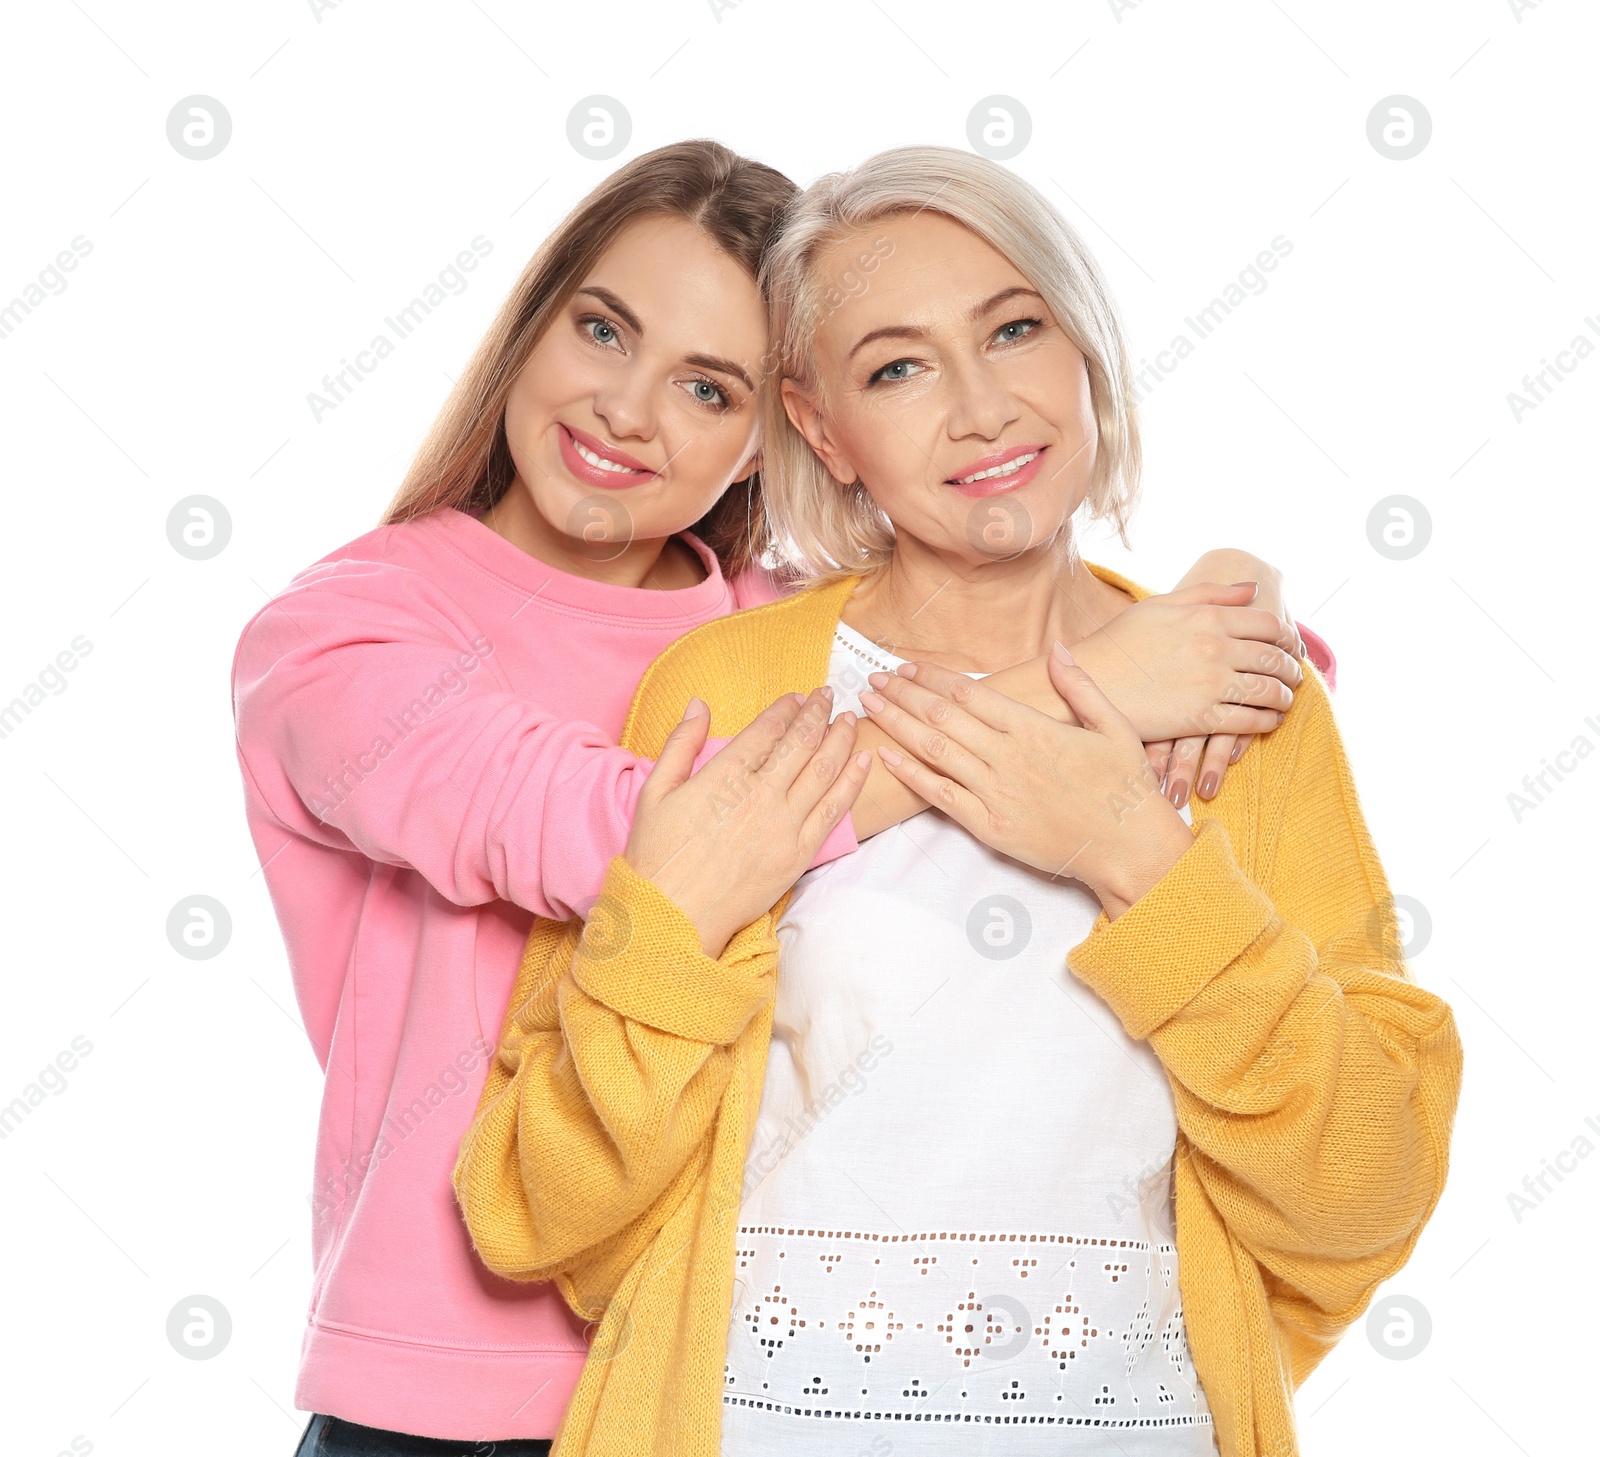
top-left (569, 856), bottom-right (778, 1046)
top-left (1068, 818), bottom-right (1277, 1042)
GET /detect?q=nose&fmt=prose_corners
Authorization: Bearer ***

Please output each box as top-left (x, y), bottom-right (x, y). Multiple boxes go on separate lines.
top-left (592, 365), bottom-right (659, 445)
top-left (944, 352), bottom-right (1018, 444)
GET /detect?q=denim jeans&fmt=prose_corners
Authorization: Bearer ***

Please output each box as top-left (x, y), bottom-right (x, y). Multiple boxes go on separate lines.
top-left (293, 1414), bottom-right (552, 1457)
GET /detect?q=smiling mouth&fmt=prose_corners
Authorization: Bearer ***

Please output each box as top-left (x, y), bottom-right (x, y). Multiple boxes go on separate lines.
top-left (951, 450), bottom-right (1040, 486)
top-left (557, 423), bottom-right (656, 487)
top-left (572, 438), bottom-right (641, 474)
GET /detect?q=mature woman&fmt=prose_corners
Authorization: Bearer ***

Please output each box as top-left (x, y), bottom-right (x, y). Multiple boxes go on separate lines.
top-left (454, 149), bottom-right (1461, 1457)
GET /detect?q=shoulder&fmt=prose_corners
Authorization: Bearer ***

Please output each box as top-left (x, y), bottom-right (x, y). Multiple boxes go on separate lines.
top-left (729, 559), bottom-right (788, 609)
top-left (1198, 651), bottom-right (1408, 962)
top-left (619, 577), bottom-right (859, 756)
top-left (1261, 658), bottom-right (1339, 770)
top-left (241, 517), bottom-right (447, 624)
top-left (1218, 660), bottom-right (1342, 813)
top-left (231, 517), bottom-right (465, 679)
top-left (1197, 660), bottom-right (1362, 883)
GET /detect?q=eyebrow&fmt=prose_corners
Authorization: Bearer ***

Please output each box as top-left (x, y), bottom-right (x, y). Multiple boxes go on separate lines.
top-left (972, 286), bottom-right (1045, 318)
top-left (575, 286), bottom-right (642, 334)
top-left (685, 352), bottom-right (754, 392)
top-left (846, 286), bottom-right (1048, 362)
top-left (576, 286), bottom-right (754, 392)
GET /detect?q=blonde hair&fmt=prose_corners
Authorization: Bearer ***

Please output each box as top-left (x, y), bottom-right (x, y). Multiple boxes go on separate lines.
top-left (382, 140), bottom-right (797, 579)
top-left (759, 146), bottom-right (1141, 584)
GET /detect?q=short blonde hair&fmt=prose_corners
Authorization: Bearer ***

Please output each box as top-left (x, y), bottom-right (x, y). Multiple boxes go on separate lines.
top-left (759, 147), bottom-right (1141, 584)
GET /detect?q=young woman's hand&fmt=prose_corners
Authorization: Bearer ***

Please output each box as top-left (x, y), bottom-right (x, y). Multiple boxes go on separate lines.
top-left (1142, 553), bottom-right (1306, 808)
top-left (623, 689), bottom-right (871, 958)
top-left (859, 648), bottom-right (1193, 920)
top-left (846, 580), bottom-right (1301, 842)
top-left (1069, 580), bottom-right (1301, 761)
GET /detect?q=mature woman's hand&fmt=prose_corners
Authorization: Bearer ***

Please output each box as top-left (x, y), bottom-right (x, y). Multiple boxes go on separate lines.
top-left (861, 646), bottom-right (1193, 920)
top-left (623, 689), bottom-right (870, 958)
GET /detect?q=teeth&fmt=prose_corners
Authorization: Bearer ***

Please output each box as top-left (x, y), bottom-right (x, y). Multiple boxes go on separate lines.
top-left (955, 451), bottom-right (1038, 485)
top-left (574, 439), bottom-right (640, 473)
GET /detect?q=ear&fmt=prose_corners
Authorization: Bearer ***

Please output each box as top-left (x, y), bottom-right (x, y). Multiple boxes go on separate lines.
top-left (780, 377), bottom-right (858, 488)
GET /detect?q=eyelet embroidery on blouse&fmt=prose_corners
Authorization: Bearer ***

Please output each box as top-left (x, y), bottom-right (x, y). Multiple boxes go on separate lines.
top-left (724, 1226), bottom-right (1210, 1432)
top-left (832, 625), bottom-right (904, 676)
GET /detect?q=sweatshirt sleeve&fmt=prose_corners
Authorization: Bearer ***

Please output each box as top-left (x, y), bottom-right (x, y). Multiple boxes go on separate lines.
top-left (231, 572), bottom-right (855, 922)
top-left (1067, 671), bottom-right (1459, 1372)
top-left (453, 855), bottom-right (780, 1317)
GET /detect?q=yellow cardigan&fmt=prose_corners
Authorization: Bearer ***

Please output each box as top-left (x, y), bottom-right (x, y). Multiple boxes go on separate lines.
top-left (453, 569), bottom-right (1463, 1457)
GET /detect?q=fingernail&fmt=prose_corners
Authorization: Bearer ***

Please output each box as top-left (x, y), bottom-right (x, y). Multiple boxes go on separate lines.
top-left (878, 747), bottom-right (903, 767)
top-left (897, 662), bottom-right (918, 678)
top-left (1198, 772), bottom-right (1219, 799)
top-left (817, 684), bottom-right (834, 700)
top-left (1167, 780), bottom-right (1188, 809)
top-left (1230, 580), bottom-right (1257, 588)
top-left (1051, 640), bottom-right (1074, 664)
top-left (860, 690), bottom-right (885, 713)
top-left (855, 750), bottom-right (873, 769)
top-left (681, 696), bottom-right (706, 721)
top-left (1229, 741), bottom-right (1246, 763)
top-left (868, 671), bottom-right (889, 688)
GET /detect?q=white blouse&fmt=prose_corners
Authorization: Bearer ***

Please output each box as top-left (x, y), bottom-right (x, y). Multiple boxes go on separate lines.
top-left (719, 623), bottom-right (1217, 1456)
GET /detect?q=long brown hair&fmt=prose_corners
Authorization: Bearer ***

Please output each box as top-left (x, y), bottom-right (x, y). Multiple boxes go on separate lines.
top-left (382, 140), bottom-right (798, 578)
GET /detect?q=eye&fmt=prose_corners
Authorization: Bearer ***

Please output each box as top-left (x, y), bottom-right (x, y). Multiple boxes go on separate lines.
top-left (867, 358), bottom-right (923, 386)
top-left (579, 315), bottom-right (623, 349)
top-left (993, 317), bottom-right (1042, 345)
top-left (680, 376), bottom-right (733, 411)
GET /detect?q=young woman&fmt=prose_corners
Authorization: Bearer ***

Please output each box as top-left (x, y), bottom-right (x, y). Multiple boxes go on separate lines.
top-left (453, 148), bottom-right (1459, 1457)
top-left (234, 142), bottom-right (1324, 1455)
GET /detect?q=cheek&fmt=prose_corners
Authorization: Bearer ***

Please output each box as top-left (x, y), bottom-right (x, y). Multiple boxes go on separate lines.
top-left (1071, 366), bottom-right (1096, 434)
top-left (504, 331), bottom-right (600, 449)
top-left (848, 425), bottom-right (943, 535)
top-left (502, 358), bottom-right (554, 463)
top-left (1059, 366), bottom-right (1099, 477)
top-left (1052, 348), bottom-right (1096, 434)
top-left (660, 409), bottom-right (760, 508)
top-left (834, 394), bottom-right (934, 503)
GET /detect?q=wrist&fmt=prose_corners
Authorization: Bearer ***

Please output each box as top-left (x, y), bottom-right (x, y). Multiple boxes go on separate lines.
top-left (1090, 808), bottom-right (1194, 921)
top-left (983, 654), bottom-right (1077, 725)
top-left (623, 851), bottom-right (731, 959)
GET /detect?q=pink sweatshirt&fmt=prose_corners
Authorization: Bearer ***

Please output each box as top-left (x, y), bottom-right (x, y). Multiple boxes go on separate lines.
top-left (230, 507), bottom-right (852, 1442)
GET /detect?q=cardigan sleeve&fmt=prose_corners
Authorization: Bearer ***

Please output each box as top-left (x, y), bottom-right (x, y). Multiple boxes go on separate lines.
top-left (453, 854), bottom-right (781, 1317)
top-left (1067, 671), bottom-right (1461, 1375)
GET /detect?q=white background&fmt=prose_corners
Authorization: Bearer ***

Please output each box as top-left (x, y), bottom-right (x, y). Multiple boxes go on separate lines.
top-left (2, 1), bottom-right (1596, 1453)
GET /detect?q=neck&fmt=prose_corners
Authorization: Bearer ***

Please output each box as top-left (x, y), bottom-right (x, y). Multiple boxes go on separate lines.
top-left (479, 480), bottom-right (705, 590)
top-left (842, 529), bottom-right (1130, 673)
